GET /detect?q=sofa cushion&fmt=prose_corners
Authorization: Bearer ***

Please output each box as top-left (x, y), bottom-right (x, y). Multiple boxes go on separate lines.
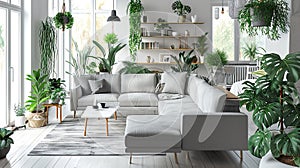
top-left (74, 75), bottom-right (97, 95)
top-left (161, 72), bottom-right (187, 95)
top-left (118, 93), bottom-right (158, 107)
top-left (96, 74), bottom-right (121, 93)
top-left (196, 79), bottom-right (227, 113)
top-left (78, 94), bottom-right (119, 107)
top-left (187, 76), bottom-right (205, 104)
top-left (121, 74), bottom-right (156, 93)
top-left (125, 115), bottom-right (181, 150)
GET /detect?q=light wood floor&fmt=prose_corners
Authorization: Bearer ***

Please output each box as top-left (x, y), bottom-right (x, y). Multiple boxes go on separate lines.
top-left (0, 104), bottom-right (260, 168)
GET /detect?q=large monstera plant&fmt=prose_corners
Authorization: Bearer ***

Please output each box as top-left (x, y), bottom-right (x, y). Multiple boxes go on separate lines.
top-left (239, 52), bottom-right (300, 166)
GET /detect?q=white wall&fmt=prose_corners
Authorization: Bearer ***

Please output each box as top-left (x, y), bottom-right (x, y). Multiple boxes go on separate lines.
top-left (23, 0), bottom-right (48, 99)
top-left (290, 0), bottom-right (300, 52)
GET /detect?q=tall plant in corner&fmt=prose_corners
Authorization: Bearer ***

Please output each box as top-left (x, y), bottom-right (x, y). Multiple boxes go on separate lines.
top-left (39, 17), bottom-right (57, 76)
top-left (127, 0), bottom-right (144, 61)
top-left (239, 52), bottom-right (300, 167)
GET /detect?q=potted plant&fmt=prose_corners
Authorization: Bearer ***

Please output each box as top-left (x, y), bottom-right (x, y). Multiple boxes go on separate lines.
top-left (170, 50), bottom-right (199, 74)
top-left (25, 69), bottom-right (50, 128)
top-left (91, 35), bottom-right (126, 74)
top-left (53, 2), bottom-right (74, 32)
top-left (239, 52), bottom-right (300, 167)
top-left (127, 0), bottom-right (144, 61)
top-left (119, 61), bottom-right (152, 74)
top-left (242, 42), bottom-right (265, 61)
top-left (48, 78), bottom-right (67, 105)
top-left (0, 128), bottom-right (13, 159)
top-left (195, 32), bottom-right (209, 63)
top-left (14, 104), bottom-right (26, 127)
top-left (154, 18), bottom-right (172, 36)
top-left (205, 49), bottom-right (228, 67)
top-left (171, 0), bottom-right (191, 23)
top-left (238, 0), bottom-right (289, 40)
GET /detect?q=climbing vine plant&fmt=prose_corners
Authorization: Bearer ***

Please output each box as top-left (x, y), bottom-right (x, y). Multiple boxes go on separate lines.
top-left (127, 0), bottom-right (144, 61)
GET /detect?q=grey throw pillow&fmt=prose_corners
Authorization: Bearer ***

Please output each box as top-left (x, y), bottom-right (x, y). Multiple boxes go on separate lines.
top-left (88, 80), bottom-right (104, 94)
top-left (161, 72), bottom-right (187, 95)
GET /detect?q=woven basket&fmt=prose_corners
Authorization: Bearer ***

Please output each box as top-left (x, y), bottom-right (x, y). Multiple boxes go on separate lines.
top-left (27, 112), bottom-right (47, 128)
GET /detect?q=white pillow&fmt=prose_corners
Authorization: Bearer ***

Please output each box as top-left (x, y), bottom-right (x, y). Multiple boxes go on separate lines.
top-left (196, 80), bottom-right (226, 113)
top-left (121, 74), bottom-right (156, 93)
top-left (161, 72), bottom-right (187, 95)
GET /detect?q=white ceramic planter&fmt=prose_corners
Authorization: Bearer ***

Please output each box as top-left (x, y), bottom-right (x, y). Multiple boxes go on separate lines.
top-left (15, 116), bottom-right (26, 127)
top-left (259, 152), bottom-right (296, 168)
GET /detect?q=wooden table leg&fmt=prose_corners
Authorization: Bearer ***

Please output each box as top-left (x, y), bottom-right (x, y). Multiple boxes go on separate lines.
top-left (59, 105), bottom-right (62, 123)
top-left (84, 118), bottom-right (88, 136)
top-left (114, 111), bottom-right (117, 120)
top-left (105, 118), bottom-right (109, 136)
top-left (56, 106), bottom-right (58, 119)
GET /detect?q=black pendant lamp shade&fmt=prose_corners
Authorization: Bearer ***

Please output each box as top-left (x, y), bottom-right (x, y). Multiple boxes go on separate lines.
top-left (107, 1), bottom-right (120, 22)
top-left (107, 10), bottom-right (120, 22)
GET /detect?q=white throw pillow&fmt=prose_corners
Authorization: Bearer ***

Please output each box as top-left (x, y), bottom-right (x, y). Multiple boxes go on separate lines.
top-left (161, 72), bottom-right (187, 95)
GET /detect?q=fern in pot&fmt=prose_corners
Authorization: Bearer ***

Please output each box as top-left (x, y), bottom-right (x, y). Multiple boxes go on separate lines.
top-left (238, 0), bottom-right (289, 40)
top-left (239, 52), bottom-right (300, 167)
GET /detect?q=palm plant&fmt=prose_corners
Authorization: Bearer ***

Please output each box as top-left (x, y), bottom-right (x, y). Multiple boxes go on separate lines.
top-left (239, 52), bottom-right (300, 166)
top-left (196, 32), bottom-right (209, 56)
top-left (66, 40), bottom-right (93, 76)
top-left (92, 40), bottom-right (126, 73)
top-left (206, 49), bottom-right (228, 67)
top-left (119, 61), bottom-right (151, 74)
top-left (242, 42), bottom-right (265, 61)
top-left (39, 17), bottom-right (57, 76)
top-left (171, 50), bottom-right (198, 74)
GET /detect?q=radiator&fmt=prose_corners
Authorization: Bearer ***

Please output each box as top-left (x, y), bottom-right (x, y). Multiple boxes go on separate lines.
top-left (224, 65), bottom-right (258, 85)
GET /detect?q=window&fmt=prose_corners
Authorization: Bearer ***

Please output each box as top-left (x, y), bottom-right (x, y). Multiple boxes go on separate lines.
top-left (212, 6), bottom-right (266, 63)
top-left (0, 1), bottom-right (22, 127)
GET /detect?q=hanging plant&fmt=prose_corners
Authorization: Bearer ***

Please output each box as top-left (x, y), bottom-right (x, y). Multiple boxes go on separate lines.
top-left (238, 0), bottom-right (290, 40)
top-left (53, 3), bottom-right (74, 31)
top-left (127, 0), bottom-right (144, 61)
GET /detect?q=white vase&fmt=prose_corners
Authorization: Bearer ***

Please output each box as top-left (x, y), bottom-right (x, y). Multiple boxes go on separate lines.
top-left (191, 15), bottom-right (197, 23)
top-left (199, 55), bottom-right (205, 63)
top-left (259, 152), bottom-right (295, 168)
top-left (15, 116), bottom-right (26, 127)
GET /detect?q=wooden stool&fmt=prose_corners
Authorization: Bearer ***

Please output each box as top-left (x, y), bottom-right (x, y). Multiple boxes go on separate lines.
top-left (44, 104), bottom-right (63, 124)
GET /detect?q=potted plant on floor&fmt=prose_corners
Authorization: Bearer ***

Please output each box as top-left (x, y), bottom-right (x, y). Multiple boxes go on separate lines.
top-left (170, 50), bottom-right (199, 74)
top-left (25, 69), bottom-right (50, 128)
top-left (172, 0), bottom-right (191, 23)
top-left (238, 0), bottom-right (289, 40)
top-left (239, 52), bottom-right (300, 167)
top-left (48, 78), bottom-right (67, 105)
top-left (14, 104), bottom-right (26, 127)
top-left (0, 128), bottom-right (14, 159)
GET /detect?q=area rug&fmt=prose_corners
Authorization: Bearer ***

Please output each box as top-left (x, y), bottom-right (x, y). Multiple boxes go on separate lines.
top-left (28, 116), bottom-right (131, 156)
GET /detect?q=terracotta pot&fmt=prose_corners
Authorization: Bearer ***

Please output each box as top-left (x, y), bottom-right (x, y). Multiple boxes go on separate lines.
top-left (26, 111), bottom-right (47, 128)
top-left (0, 146), bottom-right (10, 159)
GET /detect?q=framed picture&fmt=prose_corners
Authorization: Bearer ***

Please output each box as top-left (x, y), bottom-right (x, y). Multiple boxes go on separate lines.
top-left (159, 53), bottom-right (172, 63)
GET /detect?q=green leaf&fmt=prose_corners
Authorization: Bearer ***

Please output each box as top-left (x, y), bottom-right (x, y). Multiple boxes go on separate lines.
top-left (248, 130), bottom-right (272, 158)
top-left (272, 129), bottom-right (300, 156)
top-left (294, 157), bottom-right (300, 167)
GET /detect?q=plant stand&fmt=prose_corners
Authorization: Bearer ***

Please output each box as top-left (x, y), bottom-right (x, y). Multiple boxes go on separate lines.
top-left (44, 103), bottom-right (63, 124)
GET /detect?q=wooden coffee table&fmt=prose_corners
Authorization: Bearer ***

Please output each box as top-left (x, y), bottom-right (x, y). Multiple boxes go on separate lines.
top-left (81, 106), bottom-right (118, 136)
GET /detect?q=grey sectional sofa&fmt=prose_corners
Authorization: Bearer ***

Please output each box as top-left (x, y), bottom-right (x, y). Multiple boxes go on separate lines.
top-left (70, 72), bottom-right (248, 164)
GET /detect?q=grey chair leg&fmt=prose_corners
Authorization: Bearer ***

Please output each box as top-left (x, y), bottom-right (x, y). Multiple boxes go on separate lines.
top-left (73, 110), bottom-right (76, 118)
top-left (129, 153), bottom-right (133, 164)
top-left (174, 153), bottom-right (179, 164)
top-left (240, 150), bottom-right (243, 162)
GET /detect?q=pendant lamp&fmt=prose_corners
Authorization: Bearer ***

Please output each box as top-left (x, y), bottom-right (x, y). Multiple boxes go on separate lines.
top-left (107, 1), bottom-right (120, 22)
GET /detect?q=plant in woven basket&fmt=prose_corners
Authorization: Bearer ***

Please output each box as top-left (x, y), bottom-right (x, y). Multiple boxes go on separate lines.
top-left (239, 52), bottom-right (300, 167)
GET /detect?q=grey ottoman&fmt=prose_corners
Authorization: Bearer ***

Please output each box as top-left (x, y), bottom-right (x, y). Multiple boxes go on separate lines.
top-left (125, 115), bottom-right (181, 164)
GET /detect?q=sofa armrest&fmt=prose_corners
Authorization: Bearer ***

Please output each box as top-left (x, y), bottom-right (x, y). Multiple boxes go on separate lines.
top-left (181, 112), bottom-right (248, 151)
top-left (70, 85), bottom-right (83, 111)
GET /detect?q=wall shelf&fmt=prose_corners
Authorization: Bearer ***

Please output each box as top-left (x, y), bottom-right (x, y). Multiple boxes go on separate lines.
top-left (136, 62), bottom-right (203, 65)
top-left (141, 36), bottom-right (201, 38)
top-left (141, 22), bottom-right (204, 25)
top-left (138, 48), bottom-right (193, 51)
